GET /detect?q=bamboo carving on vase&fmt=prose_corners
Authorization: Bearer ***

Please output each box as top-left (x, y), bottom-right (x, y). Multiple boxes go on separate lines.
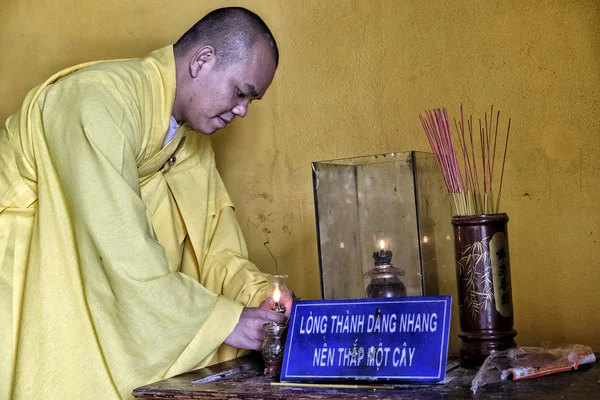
top-left (420, 105), bottom-right (516, 367)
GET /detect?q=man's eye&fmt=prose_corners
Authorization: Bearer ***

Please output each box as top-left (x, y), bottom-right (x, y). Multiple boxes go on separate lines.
top-left (236, 89), bottom-right (246, 98)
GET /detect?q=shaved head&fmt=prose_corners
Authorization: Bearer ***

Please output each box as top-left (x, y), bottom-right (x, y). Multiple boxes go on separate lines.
top-left (174, 7), bottom-right (278, 68)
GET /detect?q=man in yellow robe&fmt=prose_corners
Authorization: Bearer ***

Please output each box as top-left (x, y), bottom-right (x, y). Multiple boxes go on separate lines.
top-left (0, 7), bottom-right (291, 399)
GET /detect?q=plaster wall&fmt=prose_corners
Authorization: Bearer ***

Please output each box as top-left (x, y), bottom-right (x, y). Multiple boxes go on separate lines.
top-left (1, 0), bottom-right (599, 352)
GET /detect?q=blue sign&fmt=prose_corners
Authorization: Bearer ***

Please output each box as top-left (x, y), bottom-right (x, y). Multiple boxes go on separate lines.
top-left (280, 296), bottom-right (452, 383)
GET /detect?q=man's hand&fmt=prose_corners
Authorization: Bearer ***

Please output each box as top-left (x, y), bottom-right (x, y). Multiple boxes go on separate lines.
top-left (224, 307), bottom-right (288, 350)
top-left (259, 288), bottom-right (297, 317)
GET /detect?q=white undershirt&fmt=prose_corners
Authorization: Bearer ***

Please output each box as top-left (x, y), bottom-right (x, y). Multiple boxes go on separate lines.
top-left (162, 115), bottom-right (180, 148)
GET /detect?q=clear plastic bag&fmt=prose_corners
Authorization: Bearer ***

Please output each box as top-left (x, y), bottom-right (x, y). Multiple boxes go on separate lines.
top-left (470, 344), bottom-right (595, 393)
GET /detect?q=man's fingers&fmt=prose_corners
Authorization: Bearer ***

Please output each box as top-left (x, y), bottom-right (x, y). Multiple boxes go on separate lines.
top-left (225, 307), bottom-right (288, 350)
top-left (251, 325), bottom-right (266, 342)
top-left (262, 310), bottom-right (287, 324)
top-left (260, 298), bottom-right (275, 310)
top-left (248, 307), bottom-right (287, 324)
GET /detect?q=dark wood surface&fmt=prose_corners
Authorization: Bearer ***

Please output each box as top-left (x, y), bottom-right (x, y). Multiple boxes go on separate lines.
top-left (133, 353), bottom-right (600, 399)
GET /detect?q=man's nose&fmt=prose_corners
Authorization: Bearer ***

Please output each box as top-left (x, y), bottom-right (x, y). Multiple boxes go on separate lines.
top-left (232, 104), bottom-right (248, 118)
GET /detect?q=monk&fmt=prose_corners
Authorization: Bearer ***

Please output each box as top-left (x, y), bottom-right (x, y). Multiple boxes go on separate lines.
top-left (0, 7), bottom-right (292, 399)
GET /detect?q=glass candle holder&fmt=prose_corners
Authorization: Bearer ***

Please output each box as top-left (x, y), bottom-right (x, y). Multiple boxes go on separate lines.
top-left (262, 322), bottom-right (288, 378)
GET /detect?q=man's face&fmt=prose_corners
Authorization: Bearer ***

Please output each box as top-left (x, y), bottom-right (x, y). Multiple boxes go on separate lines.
top-left (182, 41), bottom-right (276, 134)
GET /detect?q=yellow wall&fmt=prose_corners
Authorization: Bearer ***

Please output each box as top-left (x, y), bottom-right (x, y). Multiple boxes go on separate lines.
top-left (2, 1), bottom-right (599, 352)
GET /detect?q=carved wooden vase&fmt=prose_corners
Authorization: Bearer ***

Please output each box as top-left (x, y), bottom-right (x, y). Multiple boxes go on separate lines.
top-left (452, 213), bottom-right (517, 367)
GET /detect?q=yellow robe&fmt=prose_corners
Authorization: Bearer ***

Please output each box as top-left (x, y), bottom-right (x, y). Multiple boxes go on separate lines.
top-left (0, 46), bottom-right (268, 399)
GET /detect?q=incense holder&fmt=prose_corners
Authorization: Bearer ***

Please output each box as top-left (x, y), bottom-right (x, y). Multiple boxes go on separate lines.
top-left (452, 213), bottom-right (517, 367)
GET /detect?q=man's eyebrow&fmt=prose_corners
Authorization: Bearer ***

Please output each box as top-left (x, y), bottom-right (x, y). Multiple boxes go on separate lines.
top-left (245, 83), bottom-right (261, 99)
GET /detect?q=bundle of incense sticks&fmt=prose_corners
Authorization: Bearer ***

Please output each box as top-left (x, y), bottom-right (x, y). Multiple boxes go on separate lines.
top-left (419, 105), bottom-right (511, 216)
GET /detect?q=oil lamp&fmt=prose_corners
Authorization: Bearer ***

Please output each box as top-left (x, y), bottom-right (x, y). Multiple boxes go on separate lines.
top-left (262, 275), bottom-right (289, 378)
top-left (365, 239), bottom-right (407, 298)
top-left (272, 284), bottom-right (286, 314)
top-left (264, 275), bottom-right (288, 314)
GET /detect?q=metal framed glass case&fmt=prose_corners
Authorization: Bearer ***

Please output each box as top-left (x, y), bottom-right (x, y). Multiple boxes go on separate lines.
top-left (312, 151), bottom-right (454, 299)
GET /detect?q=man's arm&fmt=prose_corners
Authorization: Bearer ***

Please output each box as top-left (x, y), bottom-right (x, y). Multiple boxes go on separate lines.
top-left (202, 205), bottom-right (295, 311)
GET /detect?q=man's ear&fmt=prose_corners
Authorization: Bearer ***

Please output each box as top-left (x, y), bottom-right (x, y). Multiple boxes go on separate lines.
top-left (190, 46), bottom-right (215, 78)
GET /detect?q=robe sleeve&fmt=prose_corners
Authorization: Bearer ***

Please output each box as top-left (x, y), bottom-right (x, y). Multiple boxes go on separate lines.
top-left (200, 205), bottom-right (269, 308)
top-left (195, 202), bottom-right (271, 364)
top-left (37, 76), bottom-right (243, 395)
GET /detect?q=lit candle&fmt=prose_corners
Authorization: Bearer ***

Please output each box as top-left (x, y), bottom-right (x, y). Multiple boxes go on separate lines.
top-left (378, 239), bottom-right (388, 258)
top-left (273, 285), bottom-right (285, 314)
top-left (373, 238), bottom-right (393, 266)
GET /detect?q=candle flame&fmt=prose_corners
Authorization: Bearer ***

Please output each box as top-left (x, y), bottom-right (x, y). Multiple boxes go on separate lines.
top-left (273, 285), bottom-right (281, 303)
top-left (379, 239), bottom-right (385, 250)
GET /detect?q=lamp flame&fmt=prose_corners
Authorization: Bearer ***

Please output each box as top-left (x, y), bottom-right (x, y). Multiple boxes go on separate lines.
top-left (379, 239), bottom-right (385, 250)
top-left (273, 285), bottom-right (281, 303)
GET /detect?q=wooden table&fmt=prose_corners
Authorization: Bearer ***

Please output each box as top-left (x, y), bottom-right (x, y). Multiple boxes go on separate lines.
top-left (133, 353), bottom-right (600, 399)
